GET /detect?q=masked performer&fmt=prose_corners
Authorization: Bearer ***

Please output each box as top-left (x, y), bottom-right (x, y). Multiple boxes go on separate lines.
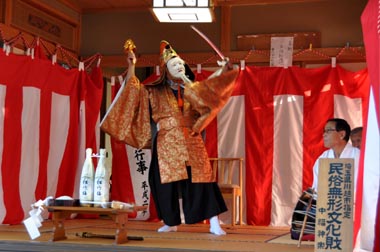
top-left (101, 39), bottom-right (239, 235)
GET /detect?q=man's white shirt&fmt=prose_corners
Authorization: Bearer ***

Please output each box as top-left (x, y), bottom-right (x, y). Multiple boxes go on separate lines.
top-left (311, 142), bottom-right (360, 194)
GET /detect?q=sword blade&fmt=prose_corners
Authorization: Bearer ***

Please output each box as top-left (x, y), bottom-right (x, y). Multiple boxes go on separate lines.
top-left (190, 25), bottom-right (225, 60)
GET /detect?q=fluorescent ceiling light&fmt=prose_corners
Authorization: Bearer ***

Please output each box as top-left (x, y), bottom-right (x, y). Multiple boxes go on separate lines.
top-left (152, 0), bottom-right (214, 23)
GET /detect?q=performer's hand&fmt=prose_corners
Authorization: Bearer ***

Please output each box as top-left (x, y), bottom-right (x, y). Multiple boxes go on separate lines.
top-left (180, 74), bottom-right (192, 84)
top-left (126, 50), bottom-right (136, 66)
top-left (217, 57), bottom-right (229, 67)
top-left (207, 57), bottom-right (231, 79)
top-left (217, 57), bottom-right (233, 70)
top-left (125, 50), bottom-right (136, 80)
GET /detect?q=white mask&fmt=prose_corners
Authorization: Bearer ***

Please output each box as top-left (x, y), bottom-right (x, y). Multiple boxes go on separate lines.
top-left (167, 57), bottom-right (186, 80)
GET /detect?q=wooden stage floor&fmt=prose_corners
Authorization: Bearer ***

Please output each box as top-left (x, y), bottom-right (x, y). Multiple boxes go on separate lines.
top-left (0, 217), bottom-right (315, 252)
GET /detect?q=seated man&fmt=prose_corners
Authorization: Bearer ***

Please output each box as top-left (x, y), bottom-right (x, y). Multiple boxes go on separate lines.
top-left (291, 118), bottom-right (360, 241)
top-left (350, 126), bottom-right (363, 149)
top-left (312, 118), bottom-right (360, 194)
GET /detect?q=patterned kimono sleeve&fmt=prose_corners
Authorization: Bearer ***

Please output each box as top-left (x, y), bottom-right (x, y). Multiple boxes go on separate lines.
top-left (100, 75), bottom-right (152, 149)
top-left (184, 69), bottom-right (239, 133)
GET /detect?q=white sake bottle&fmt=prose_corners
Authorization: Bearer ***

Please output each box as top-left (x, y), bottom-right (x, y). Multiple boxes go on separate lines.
top-left (79, 148), bottom-right (94, 206)
top-left (93, 149), bottom-right (110, 207)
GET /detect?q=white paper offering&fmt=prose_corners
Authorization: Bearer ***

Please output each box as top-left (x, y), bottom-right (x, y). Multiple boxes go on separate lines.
top-left (23, 217), bottom-right (41, 240)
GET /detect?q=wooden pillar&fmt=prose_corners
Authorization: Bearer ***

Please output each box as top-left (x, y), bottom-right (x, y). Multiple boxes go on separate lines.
top-left (4, 0), bottom-right (13, 25)
top-left (220, 5), bottom-right (231, 52)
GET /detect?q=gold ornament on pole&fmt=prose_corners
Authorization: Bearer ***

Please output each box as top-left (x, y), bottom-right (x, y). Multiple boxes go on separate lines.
top-left (123, 39), bottom-right (136, 53)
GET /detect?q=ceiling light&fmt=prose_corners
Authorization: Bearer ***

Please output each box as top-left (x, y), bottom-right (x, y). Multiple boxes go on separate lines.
top-left (152, 0), bottom-right (214, 23)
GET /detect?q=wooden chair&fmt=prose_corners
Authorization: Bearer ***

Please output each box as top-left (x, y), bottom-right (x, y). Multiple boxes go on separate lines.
top-left (209, 157), bottom-right (244, 226)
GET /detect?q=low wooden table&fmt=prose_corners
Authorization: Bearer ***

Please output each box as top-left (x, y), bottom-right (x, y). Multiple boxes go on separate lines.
top-left (47, 206), bottom-right (146, 244)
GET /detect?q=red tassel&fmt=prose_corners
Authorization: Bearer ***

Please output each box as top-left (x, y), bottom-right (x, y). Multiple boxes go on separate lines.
top-left (177, 86), bottom-right (183, 108)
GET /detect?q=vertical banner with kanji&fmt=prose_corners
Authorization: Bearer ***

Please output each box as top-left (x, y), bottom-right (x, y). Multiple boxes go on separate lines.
top-left (315, 158), bottom-right (354, 252)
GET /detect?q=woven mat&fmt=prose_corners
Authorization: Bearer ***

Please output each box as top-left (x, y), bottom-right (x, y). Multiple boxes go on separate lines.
top-left (266, 233), bottom-right (314, 246)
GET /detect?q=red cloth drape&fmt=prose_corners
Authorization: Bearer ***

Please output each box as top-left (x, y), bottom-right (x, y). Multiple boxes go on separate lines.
top-left (0, 50), bottom-right (103, 224)
top-left (360, 0), bottom-right (380, 251)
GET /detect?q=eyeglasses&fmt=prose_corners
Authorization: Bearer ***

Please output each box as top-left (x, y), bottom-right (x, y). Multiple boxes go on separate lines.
top-left (323, 128), bottom-right (337, 134)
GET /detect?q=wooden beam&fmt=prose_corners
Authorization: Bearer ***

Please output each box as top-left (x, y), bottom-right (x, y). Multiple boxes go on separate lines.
top-left (23, 0), bottom-right (81, 25)
top-left (214, 0), bottom-right (328, 6)
top-left (101, 47), bottom-right (366, 69)
top-left (0, 23), bottom-right (79, 66)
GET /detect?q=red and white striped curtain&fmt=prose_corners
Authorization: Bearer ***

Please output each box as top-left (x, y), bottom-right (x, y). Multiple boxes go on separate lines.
top-left (207, 65), bottom-right (369, 226)
top-left (0, 44), bottom-right (374, 250)
top-left (0, 48), bottom-right (104, 224)
top-left (109, 65), bottom-right (369, 227)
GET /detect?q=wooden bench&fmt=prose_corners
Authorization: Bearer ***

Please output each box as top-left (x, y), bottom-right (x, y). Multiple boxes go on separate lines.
top-left (47, 206), bottom-right (146, 244)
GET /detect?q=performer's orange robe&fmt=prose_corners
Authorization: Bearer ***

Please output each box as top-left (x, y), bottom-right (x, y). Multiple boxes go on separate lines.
top-left (101, 70), bottom-right (238, 184)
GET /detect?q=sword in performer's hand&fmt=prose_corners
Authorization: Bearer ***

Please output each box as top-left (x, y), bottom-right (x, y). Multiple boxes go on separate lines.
top-left (190, 25), bottom-right (233, 70)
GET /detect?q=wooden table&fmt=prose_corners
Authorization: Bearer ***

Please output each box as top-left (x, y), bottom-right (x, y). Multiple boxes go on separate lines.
top-left (47, 206), bottom-right (146, 244)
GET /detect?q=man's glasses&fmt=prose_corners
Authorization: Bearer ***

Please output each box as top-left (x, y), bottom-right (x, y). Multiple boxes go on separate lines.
top-left (323, 128), bottom-right (337, 134)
